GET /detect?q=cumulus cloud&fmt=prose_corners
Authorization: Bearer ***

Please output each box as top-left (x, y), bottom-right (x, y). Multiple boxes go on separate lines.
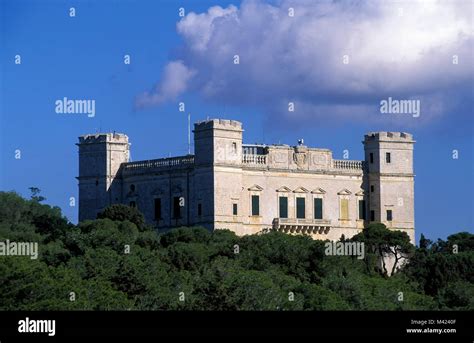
top-left (135, 60), bottom-right (196, 109)
top-left (136, 0), bottom-right (473, 125)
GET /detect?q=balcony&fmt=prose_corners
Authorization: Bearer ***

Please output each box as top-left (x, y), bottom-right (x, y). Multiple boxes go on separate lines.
top-left (272, 218), bottom-right (332, 235)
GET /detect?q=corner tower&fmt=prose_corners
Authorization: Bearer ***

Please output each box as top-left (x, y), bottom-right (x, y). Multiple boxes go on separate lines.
top-left (193, 119), bottom-right (244, 232)
top-left (193, 119), bottom-right (243, 166)
top-left (77, 133), bottom-right (129, 221)
top-left (363, 132), bottom-right (415, 243)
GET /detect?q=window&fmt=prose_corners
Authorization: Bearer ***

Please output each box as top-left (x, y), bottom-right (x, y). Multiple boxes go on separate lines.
top-left (340, 199), bottom-right (349, 220)
top-left (296, 197), bottom-right (305, 219)
top-left (173, 196), bottom-right (181, 219)
top-left (154, 198), bottom-right (162, 220)
top-left (251, 195), bottom-right (259, 216)
top-left (314, 198), bottom-right (323, 219)
top-left (386, 152), bottom-right (391, 163)
top-left (370, 210), bottom-right (375, 221)
top-left (358, 200), bottom-right (366, 220)
top-left (129, 201), bottom-right (136, 208)
top-left (279, 196), bottom-right (288, 218)
top-left (232, 203), bottom-right (238, 216)
top-left (232, 142), bottom-right (237, 153)
top-left (370, 185), bottom-right (375, 193)
top-left (387, 210), bottom-right (393, 221)
top-left (370, 153), bottom-right (374, 164)
top-left (198, 203), bottom-right (202, 216)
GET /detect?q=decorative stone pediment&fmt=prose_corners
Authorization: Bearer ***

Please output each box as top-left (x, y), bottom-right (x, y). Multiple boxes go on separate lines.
top-left (276, 186), bottom-right (292, 193)
top-left (248, 184), bottom-right (263, 191)
top-left (293, 186), bottom-right (309, 193)
top-left (355, 190), bottom-right (365, 196)
top-left (337, 188), bottom-right (352, 195)
top-left (311, 187), bottom-right (326, 194)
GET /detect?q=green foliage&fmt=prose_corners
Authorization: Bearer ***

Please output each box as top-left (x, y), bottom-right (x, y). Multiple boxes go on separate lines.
top-left (351, 223), bottom-right (414, 276)
top-left (404, 232), bottom-right (474, 298)
top-left (438, 281), bottom-right (474, 310)
top-left (97, 204), bottom-right (147, 231)
top-left (29, 187), bottom-right (46, 203)
top-left (0, 191), bottom-right (471, 310)
top-left (159, 226), bottom-right (212, 247)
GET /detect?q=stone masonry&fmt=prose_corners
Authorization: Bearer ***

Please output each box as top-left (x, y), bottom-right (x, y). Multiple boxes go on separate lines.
top-left (77, 119), bottom-right (415, 243)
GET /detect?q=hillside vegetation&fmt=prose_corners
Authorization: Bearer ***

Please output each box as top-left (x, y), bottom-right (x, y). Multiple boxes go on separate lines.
top-left (0, 191), bottom-right (472, 310)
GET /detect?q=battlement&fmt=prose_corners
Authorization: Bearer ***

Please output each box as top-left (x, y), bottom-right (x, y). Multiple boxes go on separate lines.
top-left (364, 132), bottom-right (414, 142)
top-left (77, 118), bottom-right (415, 242)
top-left (78, 133), bottom-right (129, 145)
top-left (194, 119), bottom-right (243, 132)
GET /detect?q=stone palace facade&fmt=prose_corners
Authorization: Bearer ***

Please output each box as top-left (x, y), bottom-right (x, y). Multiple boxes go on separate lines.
top-left (77, 119), bottom-right (415, 243)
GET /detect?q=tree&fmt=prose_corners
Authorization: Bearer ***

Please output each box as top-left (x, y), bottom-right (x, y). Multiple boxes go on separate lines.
top-left (237, 231), bottom-right (315, 281)
top-left (351, 223), bottom-right (414, 276)
top-left (97, 204), bottom-right (147, 231)
top-left (29, 187), bottom-right (46, 202)
top-left (438, 281), bottom-right (474, 310)
top-left (159, 226), bottom-right (211, 247)
top-left (385, 230), bottom-right (414, 275)
top-left (0, 191), bottom-right (471, 311)
top-left (419, 233), bottom-right (432, 250)
top-left (403, 231), bottom-right (474, 305)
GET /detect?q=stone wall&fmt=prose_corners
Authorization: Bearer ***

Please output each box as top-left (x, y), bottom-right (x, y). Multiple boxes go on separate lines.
top-left (77, 119), bottom-right (415, 244)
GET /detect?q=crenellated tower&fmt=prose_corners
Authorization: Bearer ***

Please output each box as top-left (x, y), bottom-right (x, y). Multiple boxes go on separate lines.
top-left (77, 133), bottom-right (129, 221)
top-left (363, 132), bottom-right (415, 243)
top-left (193, 119), bottom-right (244, 232)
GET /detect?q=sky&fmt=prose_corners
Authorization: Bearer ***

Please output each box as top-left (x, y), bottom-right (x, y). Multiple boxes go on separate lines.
top-left (1, 0), bottom-right (473, 244)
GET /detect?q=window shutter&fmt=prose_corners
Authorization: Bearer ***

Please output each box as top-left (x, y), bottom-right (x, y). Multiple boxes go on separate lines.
top-left (296, 197), bottom-right (305, 219)
top-left (251, 195), bottom-right (259, 216)
top-left (279, 197), bottom-right (288, 218)
top-left (314, 198), bottom-right (323, 219)
top-left (358, 200), bottom-right (366, 220)
top-left (340, 199), bottom-right (349, 220)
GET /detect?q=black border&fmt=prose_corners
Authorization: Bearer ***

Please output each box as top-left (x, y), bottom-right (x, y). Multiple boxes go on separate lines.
top-left (0, 311), bottom-right (471, 339)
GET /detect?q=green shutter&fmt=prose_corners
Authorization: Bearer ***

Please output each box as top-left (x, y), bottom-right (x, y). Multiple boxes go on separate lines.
top-left (279, 197), bottom-right (288, 218)
top-left (314, 198), bottom-right (323, 219)
top-left (296, 197), bottom-right (305, 219)
top-left (252, 195), bottom-right (259, 216)
top-left (358, 200), bottom-right (366, 220)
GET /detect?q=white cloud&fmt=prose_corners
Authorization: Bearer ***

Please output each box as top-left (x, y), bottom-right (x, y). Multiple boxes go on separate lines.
top-left (135, 60), bottom-right (195, 109)
top-left (177, 5), bottom-right (239, 53)
top-left (136, 0), bottom-right (473, 124)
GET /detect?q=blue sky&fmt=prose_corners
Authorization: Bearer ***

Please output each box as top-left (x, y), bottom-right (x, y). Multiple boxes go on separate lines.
top-left (1, 0), bottom-right (473, 244)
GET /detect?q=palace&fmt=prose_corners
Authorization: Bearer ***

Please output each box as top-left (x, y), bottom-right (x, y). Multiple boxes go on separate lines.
top-left (77, 118), bottom-right (415, 243)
